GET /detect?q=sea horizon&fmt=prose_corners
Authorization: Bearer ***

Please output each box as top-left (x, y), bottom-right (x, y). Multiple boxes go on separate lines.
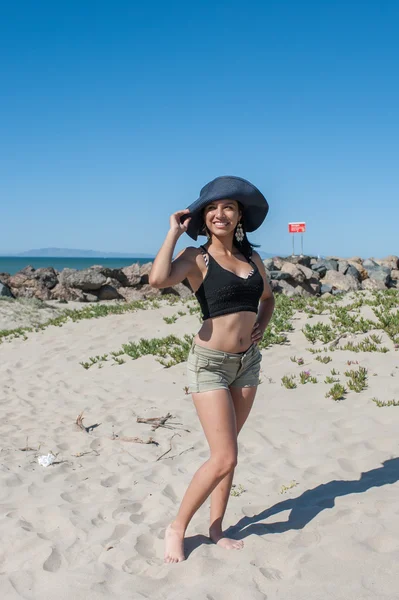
top-left (0, 256), bottom-right (155, 276)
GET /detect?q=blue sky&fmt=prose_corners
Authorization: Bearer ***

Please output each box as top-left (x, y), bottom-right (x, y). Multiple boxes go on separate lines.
top-left (1, 0), bottom-right (398, 258)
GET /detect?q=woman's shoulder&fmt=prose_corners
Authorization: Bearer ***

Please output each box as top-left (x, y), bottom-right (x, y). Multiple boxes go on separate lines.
top-left (175, 246), bottom-right (204, 263)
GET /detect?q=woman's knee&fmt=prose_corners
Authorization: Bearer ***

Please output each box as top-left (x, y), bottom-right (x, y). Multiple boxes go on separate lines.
top-left (211, 453), bottom-right (238, 476)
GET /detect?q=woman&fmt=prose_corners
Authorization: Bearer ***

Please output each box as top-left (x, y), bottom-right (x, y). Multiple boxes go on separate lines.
top-left (149, 176), bottom-right (275, 563)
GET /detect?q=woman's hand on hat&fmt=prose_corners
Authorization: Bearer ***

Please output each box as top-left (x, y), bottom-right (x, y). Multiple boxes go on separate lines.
top-left (170, 209), bottom-right (191, 237)
top-left (251, 322), bottom-right (263, 344)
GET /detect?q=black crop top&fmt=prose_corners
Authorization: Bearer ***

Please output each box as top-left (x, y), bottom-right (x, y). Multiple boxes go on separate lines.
top-left (194, 246), bottom-right (264, 320)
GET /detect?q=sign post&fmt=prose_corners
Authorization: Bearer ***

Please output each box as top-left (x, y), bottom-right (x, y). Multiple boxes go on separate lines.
top-left (288, 222), bottom-right (306, 256)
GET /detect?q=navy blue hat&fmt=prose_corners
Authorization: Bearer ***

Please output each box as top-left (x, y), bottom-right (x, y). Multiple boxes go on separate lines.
top-left (185, 175), bottom-right (269, 241)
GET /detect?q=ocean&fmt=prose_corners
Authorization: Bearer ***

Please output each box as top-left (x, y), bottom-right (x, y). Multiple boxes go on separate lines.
top-left (0, 257), bottom-right (155, 276)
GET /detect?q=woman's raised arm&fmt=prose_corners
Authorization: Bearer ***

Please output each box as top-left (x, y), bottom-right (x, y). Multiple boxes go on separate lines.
top-left (149, 209), bottom-right (195, 289)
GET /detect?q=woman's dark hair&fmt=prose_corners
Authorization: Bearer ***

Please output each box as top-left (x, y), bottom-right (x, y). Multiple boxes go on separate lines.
top-left (200, 201), bottom-right (259, 259)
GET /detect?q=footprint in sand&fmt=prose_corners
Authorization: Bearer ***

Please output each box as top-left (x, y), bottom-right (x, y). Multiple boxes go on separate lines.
top-left (43, 547), bottom-right (62, 572)
top-left (135, 533), bottom-right (156, 559)
top-left (101, 474), bottom-right (120, 488)
top-left (259, 566), bottom-right (283, 580)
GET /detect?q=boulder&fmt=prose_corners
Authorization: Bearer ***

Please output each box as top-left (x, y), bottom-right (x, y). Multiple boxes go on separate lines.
top-left (0, 273), bottom-right (11, 286)
top-left (269, 271), bottom-right (291, 281)
top-left (347, 260), bottom-right (368, 280)
top-left (105, 277), bottom-right (122, 289)
top-left (162, 282), bottom-right (193, 299)
top-left (338, 260), bottom-right (349, 274)
top-left (50, 283), bottom-right (85, 302)
top-left (84, 293), bottom-right (98, 302)
top-left (312, 259), bottom-right (338, 275)
top-left (8, 266), bottom-right (58, 301)
top-left (263, 258), bottom-right (275, 271)
top-left (271, 279), bottom-right (316, 297)
top-left (361, 279), bottom-right (387, 291)
top-left (59, 268), bottom-right (107, 291)
top-left (297, 264), bottom-right (320, 281)
top-left (321, 284), bottom-right (333, 294)
top-left (363, 264), bottom-right (391, 285)
top-left (120, 264), bottom-right (142, 286)
top-left (281, 255), bottom-right (312, 268)
top-left (272, 256), bottom-right (285, 270)
top-left (96, 285), bottom-right (122, 301)
top-left (0, 282), bottom-right (13, 298)
top-left (346, 264), bottom-right (361, 281)
top-left (139, 262), bottom-right (153, 284)
top-left (281, 262), bottom-right (305, 283)
top-left (374, 255), bottom-right (399, 270)
top-left (322, 270), bottom-right (361, 291)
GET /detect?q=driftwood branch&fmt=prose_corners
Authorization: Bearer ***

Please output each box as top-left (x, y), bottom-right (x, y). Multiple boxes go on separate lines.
top-left (112, 435), bottom-right (158, 445)
top-left (137, 412), bottom-right (190, 433)
top-left (156, 433), bottom-right (180, 461)
top-left (75, 411), bottom-right (101, 433)
top-left (19, 437), bottom-right (37, 452)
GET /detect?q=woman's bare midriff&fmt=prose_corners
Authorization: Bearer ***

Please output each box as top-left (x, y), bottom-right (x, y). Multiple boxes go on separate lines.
top-left (194, 311), bottom-right (257, 353)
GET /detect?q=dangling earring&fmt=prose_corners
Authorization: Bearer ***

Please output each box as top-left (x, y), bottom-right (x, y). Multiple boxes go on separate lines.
top-left (235, 222), bottom-right (244, 242)
top-left (206, 227), bottom-right (211, 240)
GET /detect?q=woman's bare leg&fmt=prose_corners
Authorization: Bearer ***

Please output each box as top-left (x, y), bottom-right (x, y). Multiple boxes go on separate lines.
top-left (209, 386), bottom-right (257, 549)
top-left (164, 388), bottom-right (238, 563)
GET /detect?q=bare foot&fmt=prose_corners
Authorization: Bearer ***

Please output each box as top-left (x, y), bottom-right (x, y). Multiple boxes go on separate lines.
top-left (209, 527), bottom-right (244, 550)
top-left (164, 523), bottom-right (185, 563)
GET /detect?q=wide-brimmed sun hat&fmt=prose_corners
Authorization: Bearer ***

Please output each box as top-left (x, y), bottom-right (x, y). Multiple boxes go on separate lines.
top-left (184, 175), bottom-right (269, 241)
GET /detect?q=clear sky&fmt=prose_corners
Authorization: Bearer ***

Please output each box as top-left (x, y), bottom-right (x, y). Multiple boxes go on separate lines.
top-left (1, 0), bottom-right (398, 258)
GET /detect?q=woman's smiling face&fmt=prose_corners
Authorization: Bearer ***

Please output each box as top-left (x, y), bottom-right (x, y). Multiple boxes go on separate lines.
top-left (203, 199), bottom-right (241, 237)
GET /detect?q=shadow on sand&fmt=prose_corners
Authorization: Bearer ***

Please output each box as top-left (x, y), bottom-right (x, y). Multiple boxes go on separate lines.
top-left (185, 457), bottom-right (399, 557)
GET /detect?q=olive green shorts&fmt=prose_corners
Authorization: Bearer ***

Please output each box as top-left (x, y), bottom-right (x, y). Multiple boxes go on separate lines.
top-left (187, 342), bottom-right (262, 394)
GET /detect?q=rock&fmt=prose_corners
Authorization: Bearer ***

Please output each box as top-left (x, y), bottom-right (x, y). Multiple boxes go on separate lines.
top-left (361, 279), bottom-right (387, 291)
top-left (96, 285), bottom-right (122, 300)
top-left (390, 270), bottom-right (399, 284)
top-left (272, 256), bottom-right (285, 270)
top-left (163, 282), bottom-right (193, 299)
top-left (321, 284), bottom-right (333, 294)
top-left (363, 264), bottom-right (391, 285)
top-left (374, 255), bottom-right (399, 270)
top-left (0, 273), bottom-right (11, 286)
top-left (105, 277), bottom-right (122, 289)
top-left (347, 260), bottom-right (368, 280)
top-left (347, 256), bottom-right (363, 264)
top-left (84, 293), bottom-right (98, 302)
top-left (50, 283), bottom-right (85, 302)
top-left (271, 279), bottom-right (315, 297)
top-left (120, 264), bottom-right (141, 286)
top-left (297, 264), bottom-right (320, 280)
top-left (8, 266), bottom-right (58, 301)
top-left (269, 271), bottom-right (291, 281)
top-left (311, 262), bottom-right (327, 277)
top-left (312, 259), bottom-right (338, 275)
top-left (338, 260), bottom-right (349, 274)
top-left (59, 268), bottom-right (107, 291)
top-left (263, 258), bottom-right (275, 271)
top-left (346, 264), bottom-right (361, 280)
top-left (0, 282), bottom-right (13, 297)
top-left (363, 258), bottom-right (379, 269)
top-left (118, 287), bottom-right (148, 302)
top-left (322, 270), bottom-right (361, 291)
top-left (139, 262), bottom-right (153, 284)
top-left (281, 262), bottom-right (306, 283)
top-left (281, 255), bottom-right (312, 268)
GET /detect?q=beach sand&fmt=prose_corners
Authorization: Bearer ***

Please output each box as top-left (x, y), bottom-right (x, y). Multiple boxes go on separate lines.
top-left (1, 293), bottom-right (399, 599)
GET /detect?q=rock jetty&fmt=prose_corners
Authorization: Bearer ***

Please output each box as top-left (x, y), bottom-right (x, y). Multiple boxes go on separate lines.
top-left (0, 255), bottom-right (398, 302)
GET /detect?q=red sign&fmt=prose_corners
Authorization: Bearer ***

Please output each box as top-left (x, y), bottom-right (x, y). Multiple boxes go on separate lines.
top-left (288, 222), bottom-right (306, 233)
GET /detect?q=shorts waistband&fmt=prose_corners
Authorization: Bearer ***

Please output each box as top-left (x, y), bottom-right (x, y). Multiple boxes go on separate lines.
top-left (191, 341), bottom-right (255, 362)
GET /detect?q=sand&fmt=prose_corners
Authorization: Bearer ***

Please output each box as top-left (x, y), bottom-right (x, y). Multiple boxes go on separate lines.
top-left (1, 293), bottom-right (399, 600)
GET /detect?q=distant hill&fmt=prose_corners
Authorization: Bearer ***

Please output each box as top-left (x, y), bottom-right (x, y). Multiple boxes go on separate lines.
top-left (14, 248), bottom-right (155, 259)
top-left (11, 247), bottom-right (275, 259)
